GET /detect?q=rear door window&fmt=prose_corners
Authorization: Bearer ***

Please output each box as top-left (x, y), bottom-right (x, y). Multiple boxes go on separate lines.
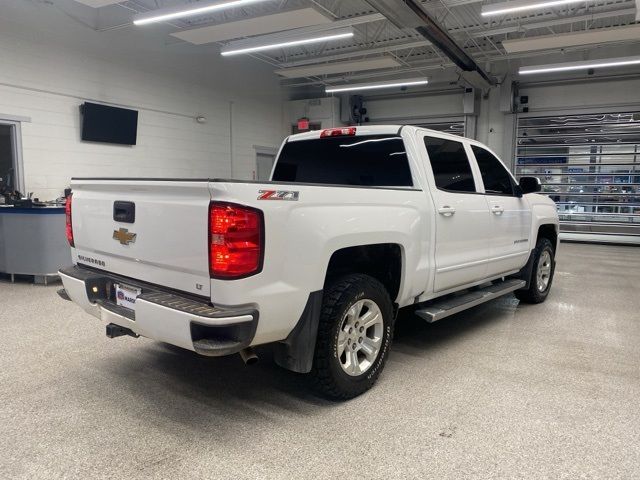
top-left (272, 135), bottom-right (413, 187)
top-left (424, 136), bottom-right (476, 193)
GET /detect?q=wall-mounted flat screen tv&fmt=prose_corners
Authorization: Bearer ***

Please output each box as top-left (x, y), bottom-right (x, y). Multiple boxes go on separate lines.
top-left (80, 102), bottom-right (138, 145)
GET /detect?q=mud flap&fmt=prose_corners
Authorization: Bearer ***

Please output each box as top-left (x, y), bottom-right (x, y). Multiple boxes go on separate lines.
top-left (273, 290), bottom-right (323, 374)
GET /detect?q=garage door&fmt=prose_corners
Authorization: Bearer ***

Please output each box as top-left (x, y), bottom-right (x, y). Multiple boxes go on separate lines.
top-left (515, 112), bottom-right (640, 244)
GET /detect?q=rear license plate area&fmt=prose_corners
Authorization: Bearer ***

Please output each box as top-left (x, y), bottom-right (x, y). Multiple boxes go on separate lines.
top-left (114, 283), bottom-right (142, 311)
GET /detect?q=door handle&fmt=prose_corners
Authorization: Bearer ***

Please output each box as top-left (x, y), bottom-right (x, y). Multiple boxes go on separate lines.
top-left (438, 205), bottom-right (456, 216)
top-left (491, 205), bottom-right (504, 215)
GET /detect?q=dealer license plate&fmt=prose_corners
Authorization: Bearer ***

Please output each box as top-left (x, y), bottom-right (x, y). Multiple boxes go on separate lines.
top-left (115, 283), bottom-right (142, 311)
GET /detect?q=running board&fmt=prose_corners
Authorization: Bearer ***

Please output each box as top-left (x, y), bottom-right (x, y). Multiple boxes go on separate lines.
top-left (415, 278), bottom-right (526, 323)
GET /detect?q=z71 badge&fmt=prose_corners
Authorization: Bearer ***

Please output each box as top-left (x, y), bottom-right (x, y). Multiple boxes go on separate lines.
top-left (257, 190), bottom-right (299, 201)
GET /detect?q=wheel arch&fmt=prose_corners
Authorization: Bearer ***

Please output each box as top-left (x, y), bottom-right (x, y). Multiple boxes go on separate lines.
top-left (273, 242), bottom-right (404, 374)
top-left (516, 222), bottom-right (558, 290)
top-left (537, 223), bottom-right (559, 251)
top-left (324, 243), bottom-right (404, 304)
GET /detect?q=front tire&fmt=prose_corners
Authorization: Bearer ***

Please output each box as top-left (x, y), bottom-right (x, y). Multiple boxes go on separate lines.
top-left (515, 237), bottom-right (556, 304)
top-left (310, 274), bottom-right (394, 400)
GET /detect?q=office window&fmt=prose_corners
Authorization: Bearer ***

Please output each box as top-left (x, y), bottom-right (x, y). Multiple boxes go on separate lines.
top-left (0, 122), bottom-right (21, 194)
top-left (424, 136), bottom-right (476, 193)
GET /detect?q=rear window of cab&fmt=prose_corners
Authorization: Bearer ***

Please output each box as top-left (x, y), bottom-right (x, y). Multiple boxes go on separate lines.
top-left (272, 135), bottom-right (413, 187)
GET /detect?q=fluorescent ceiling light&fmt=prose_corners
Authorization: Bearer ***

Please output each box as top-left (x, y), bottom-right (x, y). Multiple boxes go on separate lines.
top-left (502, 24), bottom-right (640, 53)
top-left (171, 8), bottom-right (331, 45)
top-left (74, 0), bottom-right (123, 6)
top-left (481, 0), bottom-right (585, 16)
top-left (133, 0), bottom-right (270, 26)
top-left (519, 56), bottom-right (640, 74)
top-left (221, 28), bottom-right (354, 56)
top-left (325, 78), bottom-right (428, 93)
top-left (275, 57), bottom-right (401, 78)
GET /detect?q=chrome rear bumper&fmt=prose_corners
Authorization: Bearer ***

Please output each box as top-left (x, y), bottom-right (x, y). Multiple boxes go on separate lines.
top-left (58, 265), bottom-right (258, 356)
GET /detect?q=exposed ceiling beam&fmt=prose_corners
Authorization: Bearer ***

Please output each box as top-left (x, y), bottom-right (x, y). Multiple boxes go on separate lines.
top-left (280, 40), bottom-right (431, 67)
top-left (278, 4), bottom-right (634, 69)
top-left (280, 39), bottom-right (639, 87)
top-left (464, 7), bottom-right (637, 38)
top-left (367, 0), bottom-right (496, 87)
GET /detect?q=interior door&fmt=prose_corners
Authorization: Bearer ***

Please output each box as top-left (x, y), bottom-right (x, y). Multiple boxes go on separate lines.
top-left (256, 153), bottom-right (275, 181)
top-left (470, 144), bottom-right (531, 276)
top-left (422, 135), bottom-right (492, 292)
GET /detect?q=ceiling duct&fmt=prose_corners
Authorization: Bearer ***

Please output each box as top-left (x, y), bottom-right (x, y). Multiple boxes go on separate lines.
top-left (365, 0), bottom-right (496, 88)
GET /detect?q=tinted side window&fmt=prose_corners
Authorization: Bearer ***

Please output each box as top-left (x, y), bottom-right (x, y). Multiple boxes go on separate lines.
top-left (272, 135), bottom-right (412, 187)
top-left (424, 136), bottom-right (476, 193)
top-left (471, 145), bottom-right (514, 195)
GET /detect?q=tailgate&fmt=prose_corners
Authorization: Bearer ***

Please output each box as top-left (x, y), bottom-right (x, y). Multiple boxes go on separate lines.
top-left (70, 179), bottom-right (212, 297)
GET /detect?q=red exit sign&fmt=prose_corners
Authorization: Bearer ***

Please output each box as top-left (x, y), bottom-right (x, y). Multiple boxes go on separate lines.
top-left (297, 117), bottom-right (310, 131)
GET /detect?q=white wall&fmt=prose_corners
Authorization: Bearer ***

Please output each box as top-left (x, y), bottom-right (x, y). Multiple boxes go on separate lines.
top-left (518, 76), bottom-right (640, 113)
top-left (284, 97), bottom-right (342, 135)
top-left (363, 90), bottom-right (466, 123)
top-left (0, 1), bottom-right (284, 200)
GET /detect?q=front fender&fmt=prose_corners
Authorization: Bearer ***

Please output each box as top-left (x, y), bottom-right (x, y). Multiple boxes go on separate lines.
top-left (528, 194), bottom-right (559, 249)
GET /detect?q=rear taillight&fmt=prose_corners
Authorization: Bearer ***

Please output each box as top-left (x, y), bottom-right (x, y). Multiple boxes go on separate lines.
top-left (320, 127), bottom-right (356, 138)
top-left (209, 202), bottom-right (263, 279)
top-left (65, 194), bottom-right (74, 247)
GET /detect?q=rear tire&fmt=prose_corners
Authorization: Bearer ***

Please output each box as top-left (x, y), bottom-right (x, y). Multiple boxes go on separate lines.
top-left (310, 274), bottom-right (394, 400)
top-left (515, 237), bottom-right (555, 304)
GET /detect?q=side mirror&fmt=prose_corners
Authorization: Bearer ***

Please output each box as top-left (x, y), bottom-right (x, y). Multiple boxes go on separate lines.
top-left (519, 176), bottom-right (542, 194)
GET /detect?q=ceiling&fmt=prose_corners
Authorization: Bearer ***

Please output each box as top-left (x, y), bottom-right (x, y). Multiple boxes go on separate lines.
top-left (63, 0), bottom-right (640, 92)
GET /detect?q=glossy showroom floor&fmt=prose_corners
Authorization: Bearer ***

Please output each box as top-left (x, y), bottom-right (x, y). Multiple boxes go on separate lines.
top-left (1, 243), bottom-right (639, 479)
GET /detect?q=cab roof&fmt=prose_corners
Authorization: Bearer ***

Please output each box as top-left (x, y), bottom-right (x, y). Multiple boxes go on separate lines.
top-left (286, 125), bottom-right (469, 142)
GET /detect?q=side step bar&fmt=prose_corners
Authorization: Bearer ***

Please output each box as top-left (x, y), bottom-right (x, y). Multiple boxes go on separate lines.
top-left (415, 278), bottom-right (526, 323)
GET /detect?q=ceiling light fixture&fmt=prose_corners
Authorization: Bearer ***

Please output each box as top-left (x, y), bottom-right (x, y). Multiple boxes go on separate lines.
top-left (502, 24), bottom-right (640, 53)
top-left (519, 56), bottom-right (640, 74)
top-left (275, 57), bottom-right (401, 79)
top-left (221, 28), bottom-right (354, 56)
top-left (481, 0), bottom-right (585, 17)
top-left (133, 0), bottom-right (270, 26)
top-left (171, 8), bottom-right (332, 45)
top-left (325, 78), bottom-right (428, 93)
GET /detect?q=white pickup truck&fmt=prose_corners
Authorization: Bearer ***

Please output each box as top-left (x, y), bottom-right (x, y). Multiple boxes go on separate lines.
top-left (59, 125), bottom-right (558, 399)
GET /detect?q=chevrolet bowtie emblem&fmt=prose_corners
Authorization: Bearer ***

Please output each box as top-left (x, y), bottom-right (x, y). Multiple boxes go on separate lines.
top-left (113, 228), bottom-right (137, 246)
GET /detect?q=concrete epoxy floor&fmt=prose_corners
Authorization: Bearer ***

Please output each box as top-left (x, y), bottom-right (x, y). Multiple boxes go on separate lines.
top-left (1, 242), bottom-right (639, 479)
